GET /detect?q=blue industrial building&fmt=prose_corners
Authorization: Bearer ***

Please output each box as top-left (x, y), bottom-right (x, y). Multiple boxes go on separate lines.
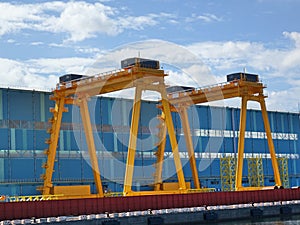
top-left (0, 87), bottom-right (299, 196)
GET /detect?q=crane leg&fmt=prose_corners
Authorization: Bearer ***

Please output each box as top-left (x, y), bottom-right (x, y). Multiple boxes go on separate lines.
top-left (78, 97), bottom-right (104, 197)
top-left (235, 96), bottom-right (248, 190)
top-left (153, 112), bottom-right (167, 191)
top-left (41, 96), bottom-right (65, 195)
top-left (123, 86), bottom-right (142, 195)
top-left (161, 88), bottom-right (186, 190)
top-left (259, 96), bottom-right (282, 187)
top-left (179, 107), bottom-right (200, 189)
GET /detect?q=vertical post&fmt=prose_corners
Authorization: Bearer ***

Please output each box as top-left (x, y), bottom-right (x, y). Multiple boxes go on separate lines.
top-left (79, 97), bottom-right (104, 197)
top-left (259, 96), bottom-right (282, 187)
top-left (235, 96), bottom-right (248, 190)
top-left (179, 107), bottom-right (200, 189)
top-left (161, 87), bottom-right (186, 190)
top-left (42, 96), bottom-right (65, 195)
top-left (153, 112), bottom-right (167, 191)
top-left (123, 86), bottom-right (142, 195)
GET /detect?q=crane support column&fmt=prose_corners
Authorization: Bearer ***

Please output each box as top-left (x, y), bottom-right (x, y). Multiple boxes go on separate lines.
top-left (259, 96), bottom-right (282, 187)
top-left (235, 95), bottom-right (248, 190)
top-left (78, 97), bottom-right (104, 197)
top-left (179, 107), bottom-right (200, 189)
top-left (123, 86), bottom-right (142, 195)
top-left (42, 95), bottom-right (65, 195)
top-left (153, 112), bottom-right (167, 191)
top-left (161, 88), bottom-right (186, 190)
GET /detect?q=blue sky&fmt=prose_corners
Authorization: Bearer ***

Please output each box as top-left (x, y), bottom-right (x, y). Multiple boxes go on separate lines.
top-left (0, 0), bottom-right (300, 112)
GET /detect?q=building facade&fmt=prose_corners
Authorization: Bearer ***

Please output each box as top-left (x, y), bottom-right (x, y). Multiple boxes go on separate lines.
top-left (0, 87), bottom-right (299, 196)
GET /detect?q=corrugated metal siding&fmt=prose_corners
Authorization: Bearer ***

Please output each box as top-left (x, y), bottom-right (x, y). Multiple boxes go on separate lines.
top-left (0, 87), bottom-right (299, 195)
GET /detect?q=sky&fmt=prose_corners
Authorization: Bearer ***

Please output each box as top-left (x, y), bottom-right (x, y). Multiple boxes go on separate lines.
top-left (0, 0), bottom-right (300, 112)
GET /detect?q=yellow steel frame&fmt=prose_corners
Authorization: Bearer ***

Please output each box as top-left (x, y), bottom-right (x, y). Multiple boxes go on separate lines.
top-left (8, 194), bottom-right (64, 202)
top-left (40, 94), bottom-right (66, 195)
top-left (41, 62), bottom-right (282, 198)
top-left (278, 157), bottom-right (289, 188)
top-left (123, 81), bottom-right (187, 196)
top-left (178, 107), bottom-right (200, 189)
top-left (78, 97), bottom-right (104, 197)
top-left (153, 112), bottom-right (167, 191)
top-left (220, 157), bottom-right (236, 191)
top-left (247, 157), bottom-right (264, 187)
top-left (235, 95), bottom-right (282, 190)
top-left (168, 79), bottom-right (282, 191)
top-left (161, 86), bottom-right (187, 191)
top-left (153, 104), bottom-right (201, 190)
top-left (41, 66), bottom-right (203, 198)
top-left (123, 85), bottom-right (142, 194)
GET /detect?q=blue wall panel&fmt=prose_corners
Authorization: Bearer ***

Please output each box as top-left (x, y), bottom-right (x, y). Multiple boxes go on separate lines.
top-left (10, 158), bottom-right (35, 180)
top-left (164, 135), bottom-right (171, 152)
top-left (82, 159), bottom-right (94, 180)
top-left (35, 130), bottom-right (49, 150)
top-left (140, 101), bottom-right (159, 127)
top-left (59, 159), bottom-right (82, 179)
top-left (35, 158), bottom-right (45, 180)
top-left (254, 139), bottom-right (267, 153)
top-left (71, 131), bottom-right (82, 151)
top-left (103, 132), bottom-right (114, 151)
top-left (210, 159), bottom-right (220, 177)
top-left (254, 110), bottom-right (265, 132)
top-left (0, 87), bottom-right (299, 194)
top-left (211, 106), bottom-right (226, 131)
top-left (1, 90), bottom-right (8, 120)
top-left (223, 137), bottom-right (235, 154)
top-left (26, 130), bottom-right (35, 151)
top-left (44, 93), bottom-right (54, 121)
top-left (225, 108), bottom-right (234, 130)
top-left (198, 159), bottom-right (211, 177)
top-left (0, 128), bottom-right (9, 149)
top-left (4, 159), bottom-right (10, 180)
top-left (200, 137), bottom-right (209, 153)
top-left (197, 107), bottom-right (209, 129)
top-left (8, 90), bottom-right (35, 121)
top-left (110, 98), bottom-right (123, 126)
top-left (15, 129), bottom-right (23, 150)
top-left (280, 140), bottom-right (291, 154)
top-left (61, 104), bottom-right (75, 123)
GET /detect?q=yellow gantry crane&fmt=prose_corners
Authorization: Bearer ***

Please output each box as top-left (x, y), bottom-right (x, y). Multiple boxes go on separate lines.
top-left (39, 59), bottom-right (199, 198)
top-left (39, 58), bottom-right (281, 199)
top-left (167, 73), bottom-right (282, 190)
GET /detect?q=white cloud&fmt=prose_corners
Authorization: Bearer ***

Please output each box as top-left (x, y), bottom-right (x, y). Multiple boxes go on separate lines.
top-left (7, 39), bottom-right (15, 43)
top-left (40, 1), bottom-right (119, 42)
top-left (266, 83), bottom-right (300, 112)
top-left (0, 1), bottom-right (170, 42)
top-left (186, 13), bottom-right (222, 23)
top-left (27, 57), bottom-right (94, 74)
top-left (117, 15), bottom-right (157, 33)
top-left (0, 57), bottom-right (95, 90)
top-left (187, 33), bottom-right (300, 76)
top-left (283, 31), bottom-right (300, 47)
top-left (187, 32), bottom-right (300, 112)
top-left (1, 37), bottom-right (299, 112)
top-left (197, 13), bottom-right (222, 22)
top-left (0, 58), bottom-right (55, 90)
top-left (30, 42), bottom-right (43, 46)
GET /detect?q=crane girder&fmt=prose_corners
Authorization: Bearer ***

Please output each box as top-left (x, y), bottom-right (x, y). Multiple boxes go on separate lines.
top-left (40, 63), bottom-right (281, 198)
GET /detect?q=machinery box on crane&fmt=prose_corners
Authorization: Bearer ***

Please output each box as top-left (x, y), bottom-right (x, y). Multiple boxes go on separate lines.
top-left (59, 74), bottom-right (87, 83)
top-left (166, 85), bottom-right (195, 94)
top-left (121, 57), bottom-right (160, 69)
top-left (226, 72), bottom-right (259, 82)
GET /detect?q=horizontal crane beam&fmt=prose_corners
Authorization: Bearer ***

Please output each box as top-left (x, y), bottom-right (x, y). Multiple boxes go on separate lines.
top-left (56, 67), bottom-right (166, 98)
top-left (167, 80), bottom-right (265, 106)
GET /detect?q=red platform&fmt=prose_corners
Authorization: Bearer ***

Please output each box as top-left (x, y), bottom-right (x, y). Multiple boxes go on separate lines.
top-left (1, 188), bottom-right (300, 220)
